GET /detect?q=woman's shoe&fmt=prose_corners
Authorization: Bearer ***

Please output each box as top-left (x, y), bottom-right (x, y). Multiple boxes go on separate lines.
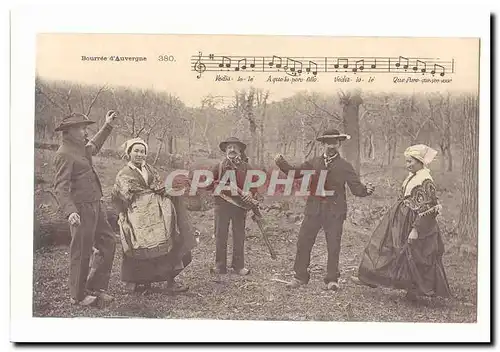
top-left (125, 283), bottom-right (151, 294)
top-left (405, 290), bottom-right (419, 302)
top-left (166, 280), bottom-right (189, 293)
top-left (350, 275), bottom-right (377, 288)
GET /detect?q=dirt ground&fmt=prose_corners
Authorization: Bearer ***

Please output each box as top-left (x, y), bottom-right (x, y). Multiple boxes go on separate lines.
top-left (32, 149), bottom-right (477, 322)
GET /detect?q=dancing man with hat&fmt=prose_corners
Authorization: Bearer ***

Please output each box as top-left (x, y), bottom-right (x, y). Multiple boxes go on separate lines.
top-left (53, 110), bottom-right (119, 306)
top-left (275, 129), bottom-right (374, 291)
top-left (207, 137), bottom-right (260, 276)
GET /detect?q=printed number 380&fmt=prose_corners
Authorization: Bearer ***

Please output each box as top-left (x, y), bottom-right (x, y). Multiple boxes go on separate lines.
top-left (158, 55), bottom-right (175, 62)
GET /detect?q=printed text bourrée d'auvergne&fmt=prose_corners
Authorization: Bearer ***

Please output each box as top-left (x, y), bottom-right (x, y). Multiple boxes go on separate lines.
top-left (81, 56), bottom-right (147, 62)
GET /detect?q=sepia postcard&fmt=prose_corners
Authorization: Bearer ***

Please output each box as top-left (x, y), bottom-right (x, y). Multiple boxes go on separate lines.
top-left (10, 6), bottom-right (491, 344)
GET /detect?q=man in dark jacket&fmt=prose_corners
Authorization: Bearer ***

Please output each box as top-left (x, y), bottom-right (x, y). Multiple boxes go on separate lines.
top-left (207, 137), bottom-right (260, 276)
top-left (275, 129), bottom-right (374, 290)
top-left (53, 110), bottom-right (119, 306)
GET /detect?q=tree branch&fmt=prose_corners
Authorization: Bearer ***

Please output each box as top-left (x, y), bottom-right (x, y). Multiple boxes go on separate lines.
top-left (36, 86), bottom-right (67, 114)
top-left (359, 110), bottom-right (370, 122)
top-left (294, 106), bottom-right (318, 121)
top-left (79, 91), bottom-right (85, 113)
top-left (305, 96), bottom-right (342, 121)
top-left (66, 88), bottom-right (73, 114)
top-left (86, 85), bottom-right (107, 117)
top-left (135, 126), bottom-right (145, 137)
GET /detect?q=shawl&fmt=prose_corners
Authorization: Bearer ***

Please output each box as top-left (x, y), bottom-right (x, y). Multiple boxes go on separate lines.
top-left (401, 168), bottom-right (442, 219)
top-left (111, 162), bottom-right (177, 259)
top-left (401, 168), bottom-right (434, 197)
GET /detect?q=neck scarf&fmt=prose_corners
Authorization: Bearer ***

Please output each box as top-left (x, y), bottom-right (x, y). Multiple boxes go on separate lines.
top-left (227, 154), bottom-right (242, 167)
top-left (323, 153), bottom-right (338, 168)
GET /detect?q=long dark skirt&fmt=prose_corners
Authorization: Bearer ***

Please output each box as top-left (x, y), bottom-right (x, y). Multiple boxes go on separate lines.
top-left (121, 227), bottom-right (194, 285)
top-left (358, 201), bottom-right (451, 297)
top-left (121, 250), bottom-right (192, 284)
top-left (120, 195), bottom-right (197, 285)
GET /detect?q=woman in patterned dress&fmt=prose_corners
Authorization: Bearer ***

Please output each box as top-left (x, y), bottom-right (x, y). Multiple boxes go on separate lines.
top-left (111, 138), bottom-right (196, 294)
top-left (352, 144), bottom-right (451, 301)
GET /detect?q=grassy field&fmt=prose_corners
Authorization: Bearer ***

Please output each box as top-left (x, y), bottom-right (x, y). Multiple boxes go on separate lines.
top-left (32, 148), bottom-right (477, 322)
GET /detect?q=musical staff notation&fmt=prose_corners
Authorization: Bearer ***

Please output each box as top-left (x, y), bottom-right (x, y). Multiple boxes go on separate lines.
top-left (192, 52), bottom-right (455, 79)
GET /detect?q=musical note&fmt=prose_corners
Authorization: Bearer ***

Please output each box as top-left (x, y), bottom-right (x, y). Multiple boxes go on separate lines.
top-left (250, 58), bottom-right (256, 69)
top-left (431, 64), bottom-right (445, 76)
top-left (284, 58), bottom-right (303, 76)
top-left (268, 55), bottom-right (282, 69)
top-left (334, 58), bottom-right (349, 70)
top-left (219, 56), bottom-right (231, 69)
top-left (353, 59), bottom-right (364, 73)
top-left (395, 56), bottom-right (409, 70)
top-left (306, 61), bottom-right (318, 75)
top-left (235, 58), bottom-right (247, 71)
top-left (191, 52), bottom-right (455, 78)
top-left (194, 51), bottom-right (206, 79)
top-left (413, 59), bottom-right (427, 74)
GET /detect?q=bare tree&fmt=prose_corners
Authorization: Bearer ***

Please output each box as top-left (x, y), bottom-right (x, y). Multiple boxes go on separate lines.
top-left (427, 92), bottom-right (454, 172)
top-left (256, 90), bottom-right (269, 166)
top-left (289, 92), bottom-right (342, 159)
top-left (36, 78), bottom-right (107, 128)
top-left (233, 88), bottom-right (269, 165)
top-left (195, 95), bottom-right (220, 156)
top-left (151, 93), bottom-right (186, 164)
top-left (339, 90), bottom-right (363, 173)
top-left (235, 89), bottom-right (257, 163)
top-left (457, 94), bottom-right (479, 242)
top-left (358, 107), bottom-right (375, 160)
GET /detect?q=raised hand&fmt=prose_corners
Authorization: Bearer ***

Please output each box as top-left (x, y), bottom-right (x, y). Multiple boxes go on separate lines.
top-left (105, 110), bottom-right (119, 125)
top-left (274, 153), bottom-right (285, 164)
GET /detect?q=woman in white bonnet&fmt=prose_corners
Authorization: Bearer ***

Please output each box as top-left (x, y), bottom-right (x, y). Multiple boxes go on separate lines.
top-left (352, 144), bottom-right (451, 302)
top-left (111, 138), bottom-right (196, 294)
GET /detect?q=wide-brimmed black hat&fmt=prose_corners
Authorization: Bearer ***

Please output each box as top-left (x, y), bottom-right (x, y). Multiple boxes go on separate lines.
top-left (316, 128), bottom-right (351, 142)
top-left (219, 137), bottom-right (247, 152)
top-left (55, 113), bottom-right (95, 132)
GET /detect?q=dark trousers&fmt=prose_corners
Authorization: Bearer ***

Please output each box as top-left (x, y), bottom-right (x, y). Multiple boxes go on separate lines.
top-left (214, 201), bottom-right (247, 271)
top-left (69, 201), bottom-right (116, 301)
top-left (293, 210), bottom-right (345, 284)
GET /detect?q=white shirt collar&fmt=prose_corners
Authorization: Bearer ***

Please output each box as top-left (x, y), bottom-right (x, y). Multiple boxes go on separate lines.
top-left (128, 161), bottom-right (148, 183)
top-left (323, 152), bottom-right (339, 159)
